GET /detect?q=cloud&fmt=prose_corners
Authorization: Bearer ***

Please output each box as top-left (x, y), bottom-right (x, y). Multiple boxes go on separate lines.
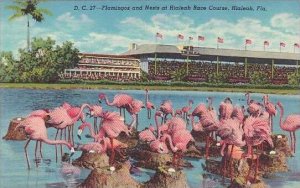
top-left (118, 13), bottom-right (300, 53)
top-left (56, 12), bottom-right (94, 30)
top-left (271, 13), bottom-right (300, 34)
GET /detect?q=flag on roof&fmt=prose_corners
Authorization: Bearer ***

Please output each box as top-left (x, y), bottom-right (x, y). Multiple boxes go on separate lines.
top-left (217, 37), bottom-right (224, 43)
top-left (198, 36), bottom-right (205, 41)
top-left (264, 41), bottom-right (269, 46)
top-left (178, 34), bottom-right (184, 40)
top-left (245, 39), bottom-right (252, 45)
top-left (156, 32), bottom-right (163, 39)
top-left (280, 42), bottom-right (286, 47)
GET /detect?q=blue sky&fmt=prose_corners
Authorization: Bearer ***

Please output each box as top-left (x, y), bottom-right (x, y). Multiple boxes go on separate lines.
top-left (1, 0), bottom-right (300, 55)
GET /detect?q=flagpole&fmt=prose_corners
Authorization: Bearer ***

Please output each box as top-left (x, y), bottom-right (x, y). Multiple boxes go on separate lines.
top-left (217, 42), bottom-right (219, 49)
top-left (294, 45), bottom-right (295, 53)
top-left (245, 44), bottom-right (247, 51)
top-left (264, 45), bottom-right (265, 51)
top-left (280, 46), bottom-right (281, 52)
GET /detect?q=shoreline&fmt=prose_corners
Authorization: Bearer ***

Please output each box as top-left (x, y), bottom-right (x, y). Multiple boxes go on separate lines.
top-left (0, 83), bottom-right (299, 95)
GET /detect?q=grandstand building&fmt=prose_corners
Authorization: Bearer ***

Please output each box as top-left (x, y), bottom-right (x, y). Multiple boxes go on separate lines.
top-left (123, 43), bottom-right (300, 84)
top-left (63, 53), bottom-right (141, 82)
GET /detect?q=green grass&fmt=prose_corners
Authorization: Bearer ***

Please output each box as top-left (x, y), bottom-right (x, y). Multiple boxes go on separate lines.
top-left (0, 82), bottom-right (299, 95)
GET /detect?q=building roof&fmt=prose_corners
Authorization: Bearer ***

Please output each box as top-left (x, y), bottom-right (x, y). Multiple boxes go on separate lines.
top-left (122, 44), bottom-right (300, 65)
top-left (122, 44), bottom-right (181, 55)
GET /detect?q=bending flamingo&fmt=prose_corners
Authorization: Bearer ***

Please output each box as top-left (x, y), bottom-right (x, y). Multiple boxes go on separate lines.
top-left (98, 93), bottom-right (133, 119)
top-left (145, 89), bottom-right (155, 119)
top-left (17, 116), bottom-right (74, 169)
top-left (125, 99), bottom-right (145, 131)
top-left (277, 101), bottom-right (300, 153)
top-left (162, 130), bottom-right (194, 168)
top-left (139, 127), bottom-right (169, 154)
top-left (159, 100), bottom-right (174, 122)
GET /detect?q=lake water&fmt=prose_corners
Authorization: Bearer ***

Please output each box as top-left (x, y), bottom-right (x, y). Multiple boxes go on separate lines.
top-left (0, 88), bottom-right (299, 188)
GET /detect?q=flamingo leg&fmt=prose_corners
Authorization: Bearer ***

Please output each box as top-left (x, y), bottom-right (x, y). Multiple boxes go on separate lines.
top-left (94, 117), bottom-right (97, 134)
top-left (24, 139), bottom-right (31, 169)
top-left (222, 144), bottom-right (228, 184)
top-left (148, 109), bottom-right (151, 119)
top-left (39, 141), bottom-right (43, 159)
top-left (229, 145), bottom-right (234, 182)
top-left (35, 141), bottom-right (39, 159)
top-left (290, 132), bottom-right (293, 152)
top-left (123, 108), bottom-right (126, 122)
top-left (254, 155), bottom-right (259, 182)
top-left (246, 147), bottom-right (254, 183)
top-left (71, 124), bottom-right (74, 145)
top-left (293, 131), bottom-right (296, 153)
top-left (110, 138), bottom-right (115, 165)
top-left (205, 135), bottom-right (211, 159)
top-left (60, 129), bottom-right (63, 158)
top-left (55, 129), bottom-right (59, 162)
top-left (136, 114), bottom-right (139, 131)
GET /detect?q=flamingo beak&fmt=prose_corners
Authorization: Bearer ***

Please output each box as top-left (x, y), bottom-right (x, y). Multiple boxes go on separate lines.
top-left (142, 106), bottom-right (146, 108)
top-left (98, 99), bottom-right (102, 104)
top-left (77, 129), bottom-right (82, 140)
top-left (70, 147), bottom-right (75, 157)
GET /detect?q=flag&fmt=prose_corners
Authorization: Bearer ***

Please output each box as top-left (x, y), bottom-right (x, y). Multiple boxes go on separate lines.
top-left (245, 39), bottom-right (252, 45)
top-left (178, 34), bottom-right (184, 40)
top-left (294, 43), bottom-right (300, 48)
top-left (217, 37), bottom-right (224, 43)
top-left (280, 42), bottom-right (286, 47)
top-left (264, 41), bottom-right (269, 46)
top-left (189, 36), bottom-right (193, 40)
top-left (198, 36), bottom-right (205, 41)
top-left (156, 32), bottom-right (163, 39)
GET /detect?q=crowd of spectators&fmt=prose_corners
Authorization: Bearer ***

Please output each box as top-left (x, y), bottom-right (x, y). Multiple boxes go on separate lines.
top-left (80, 57), bottom-right (139, 67)
top-left (148, 60), bottom-right (298, 84)
top-left (61, 72), bottom-right (139, 82)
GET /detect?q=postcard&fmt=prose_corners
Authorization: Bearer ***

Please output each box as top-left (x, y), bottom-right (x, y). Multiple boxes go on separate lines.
top-left (0, 0), bottom-right (300, 187)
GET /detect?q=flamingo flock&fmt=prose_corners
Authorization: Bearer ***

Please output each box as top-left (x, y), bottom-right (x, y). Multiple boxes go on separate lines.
top-left (15, 89), bottom-right (299, 187)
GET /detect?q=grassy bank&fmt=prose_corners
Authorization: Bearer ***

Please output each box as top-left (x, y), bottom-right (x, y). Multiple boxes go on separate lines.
top-left (0, 82), bottom-right (299, 95)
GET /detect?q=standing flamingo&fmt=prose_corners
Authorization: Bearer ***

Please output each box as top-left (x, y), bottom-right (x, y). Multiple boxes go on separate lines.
top-left (181, 100), bottom-right (194, 120)
top-left (88, 105), bottom-right (103, 134)
top-left (125, 99), bottom-right (145, 131)
top-left (94, 111), bottom-right (130, 166)
top-left (217, 119), bottom-right (245, 182)
top-left (277, 101), bottom-right (300, 153)
top-left (219, 101), bottom-right (233, 121)
top-left (16, 116), bottom-right (74, 169)
top-left (98, 93), bottom-right (133, 119)
top-left (159, 100), bottom-right (174, 122)
top-left (47, 103), bottom-right (91, 162)
top-left (263, 95), bottom-right (276, 132)
top-left (145, 89), bottom-right (155, 119)
top-left (243, 116), bottom-right (273, 183)
top-left (161, 130), bottom-right (194, 168)
top-left (245, 92), bottom-right (262, 117)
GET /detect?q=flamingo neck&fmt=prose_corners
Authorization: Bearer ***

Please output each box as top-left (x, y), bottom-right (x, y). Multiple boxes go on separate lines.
top-left (72, 104), bottom-right (91, 122)
top-left (42, 138), bottom-right (72, 149)
top-left (164, 134), bottom-right (177, 152)
top-left (84, 122), bottom-right (96, 138)
top-left (246, 94), bottom-right (250, 105)
top-left (104, 96), bottom-right (114, 106)
top-left (146, 91), bottom-right (149, 103)
top-left (278, 105), bottom-right (284, 129)
top-left (155, 114), bottom-right (161, 138)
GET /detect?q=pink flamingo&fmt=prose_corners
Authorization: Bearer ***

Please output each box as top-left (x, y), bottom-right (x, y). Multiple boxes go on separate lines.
top-left (192, 103), bottom-right (208, 120)
top-left (77, 141), bottom-right (107, 154)
top-left (165, 117), bottom-right (187, 136)
top-left (219, 101), bottom-right (233, 121)
top-left (47, 103), bottom-right (91, 162)
top-left (245, 92), bottom-right (262, 117)
top-left (145, 89), bottom-right (155, 119)
top-left (207, 97), bottom-right (218, 121)
top-left (175, 109), bottom-right (183, 118)
top-left (231, 105), bottom-right (245, 125)
top-left (98, 93), bottom-right (133, 119)
top-left (139, 127), bottom-right (169, 153)
top-left (181, 100), bottom-right (194, 120)
top-left (95, 111), bottom-right (130, 165)
top-left (159, 100), bottom-right (174, 122)
top-left (263, 95), bottom-right (276, 132)
top-left (88, 105), bottom-right (103, 134)
top-left (162, 130), bottom-right (194, 168)
top-left (17, 116), bottom-right (74, 169)
top-left (190, 115), bottom-right (203, 132)
top-left (125, 99), bottom-right (145, 131)
top-left (217, 119), bottom-right (245, 182)
top-left (277, 101), bottom-right (300, 153)
top-left (243, 116), bottom-right (273, 183)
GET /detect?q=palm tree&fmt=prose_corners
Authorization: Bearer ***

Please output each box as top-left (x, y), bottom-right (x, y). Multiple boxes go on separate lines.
top-left (6, 0), bottom-right (52, 51)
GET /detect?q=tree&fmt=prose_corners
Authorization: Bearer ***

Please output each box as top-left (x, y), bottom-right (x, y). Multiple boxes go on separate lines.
top-left (1, 37), bottom-right (80, 83)
top-left (208, 72), bottom-right (228, 84)
top-left (288, 72), bottom-right (300, 85)
top-left (6, 0), bottom-right (52, 51)
top-left (170, 66), bottom-right (186, 81)
top-left (249, 71), bottom-right (268, 85)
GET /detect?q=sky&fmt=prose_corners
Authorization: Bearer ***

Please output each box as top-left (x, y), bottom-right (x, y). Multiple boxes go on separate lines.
top-left (1, 0), bottom-right (300, 56)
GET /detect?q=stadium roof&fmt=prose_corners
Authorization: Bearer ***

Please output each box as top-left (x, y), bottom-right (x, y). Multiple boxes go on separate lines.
top-left (122, 44), bottom-right (300, 65)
